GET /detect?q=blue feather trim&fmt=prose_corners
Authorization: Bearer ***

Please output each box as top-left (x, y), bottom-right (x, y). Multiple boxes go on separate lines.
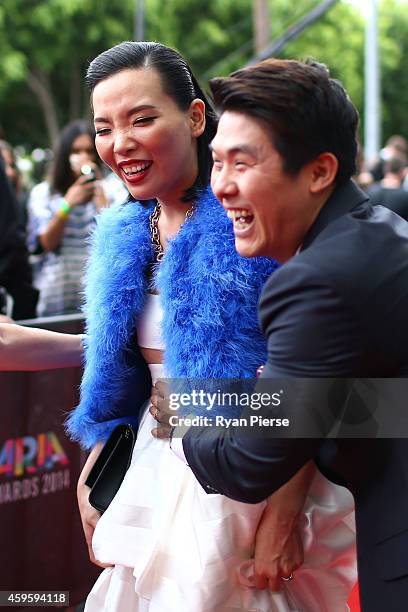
top-left (66, 186), bottom-right (278, 448)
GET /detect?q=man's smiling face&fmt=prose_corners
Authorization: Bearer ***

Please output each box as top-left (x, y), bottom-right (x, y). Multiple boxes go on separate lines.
top-left (211, 111), bottom-right (320, 262)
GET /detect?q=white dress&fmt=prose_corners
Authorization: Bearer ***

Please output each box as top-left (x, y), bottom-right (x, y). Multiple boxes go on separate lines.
top-left (85, 296), bottom-right (357, 612)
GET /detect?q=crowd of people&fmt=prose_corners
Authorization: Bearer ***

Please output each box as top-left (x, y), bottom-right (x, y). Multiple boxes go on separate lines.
top-left (1, 40), bottom-right (408, 612)
top-left (357, 133), bottom-right (408, 219)
top-left (2, 104), bottom-right (408, 324)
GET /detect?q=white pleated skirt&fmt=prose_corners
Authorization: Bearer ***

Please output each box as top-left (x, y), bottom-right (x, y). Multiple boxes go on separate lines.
top-left (85, 369), bottom-right (357, 611)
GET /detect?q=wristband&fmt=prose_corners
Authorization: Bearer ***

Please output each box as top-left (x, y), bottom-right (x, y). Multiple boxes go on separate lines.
top-left (58, 199), bottom-right (72, 219)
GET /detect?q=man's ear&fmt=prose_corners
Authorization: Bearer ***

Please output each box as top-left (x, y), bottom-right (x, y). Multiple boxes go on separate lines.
top-left (189, 98), bottom-right (206, 138)
top-left (310, 153), bottom-right (338, 193)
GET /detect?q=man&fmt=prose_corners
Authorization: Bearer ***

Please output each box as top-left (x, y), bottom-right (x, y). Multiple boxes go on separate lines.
top-left (368, 155), bottom-right (408, 220)
top-left (180, 60), bottom-right (408, 611)
top-left (367, 133), bottom-right (408, 182)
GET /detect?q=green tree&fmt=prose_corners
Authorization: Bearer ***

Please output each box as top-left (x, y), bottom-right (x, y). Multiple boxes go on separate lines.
top-left (0, 0), bottom-right (260, 147)
top-left (379, 0), bottom-right (408, 141)
top-left (0, 0), bottom-right (134, 147)
top-left (280, 2), bottom-right (364, 109)
top-left (0, 0), bottom-right (390, 152)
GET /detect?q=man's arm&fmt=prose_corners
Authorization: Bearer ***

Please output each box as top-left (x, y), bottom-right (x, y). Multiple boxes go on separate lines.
top-left (183, 428), bottom-right (318, 502)
top-left (183, 261), bottom-right (356, 502)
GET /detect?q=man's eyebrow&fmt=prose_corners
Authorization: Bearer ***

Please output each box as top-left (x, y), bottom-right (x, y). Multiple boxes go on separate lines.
top-left (94, 104), bottom-right (157, 123)
top-left (210, 143), bottom-right (258, 157)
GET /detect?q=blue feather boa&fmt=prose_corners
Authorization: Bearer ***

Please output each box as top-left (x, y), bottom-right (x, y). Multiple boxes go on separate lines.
top-left (67, 186), bottom-right (278, 448)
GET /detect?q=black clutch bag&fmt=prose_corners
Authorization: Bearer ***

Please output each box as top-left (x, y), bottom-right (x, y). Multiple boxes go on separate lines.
top-left (85, 423), bottom-right (136, 513)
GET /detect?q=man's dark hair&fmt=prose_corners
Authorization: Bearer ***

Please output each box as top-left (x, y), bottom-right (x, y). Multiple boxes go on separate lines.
top-left (86, 41), bottom-right (218, 202)
top-left (386, 135), bottom-right (408, 155)
top-left (209, 59), bottom-right (359, 184)
top-left (384, 155), bottom-right (406, 176)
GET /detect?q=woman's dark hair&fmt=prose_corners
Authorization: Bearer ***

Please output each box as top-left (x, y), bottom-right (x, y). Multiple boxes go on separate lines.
top-left (210, 59), bottom-right (359, 185)
top-left (50, 119), bottom-right (99, 195)
top-left (86, 41), bottom-right (217, 202)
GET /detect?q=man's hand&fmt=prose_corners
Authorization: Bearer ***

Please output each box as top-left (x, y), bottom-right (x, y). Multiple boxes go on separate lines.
top-left (254, 508), bottom-right (303, 590)
top-left (150, 380), bottom-right (173, 439)
top-left (252, 462), bottom-right (315, 590)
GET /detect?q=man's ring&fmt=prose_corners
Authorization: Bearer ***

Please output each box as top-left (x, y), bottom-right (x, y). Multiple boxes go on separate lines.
top-left (281, 573), bottom-right (293, 581)
top-left (153, 407), bottom-right (160, 421)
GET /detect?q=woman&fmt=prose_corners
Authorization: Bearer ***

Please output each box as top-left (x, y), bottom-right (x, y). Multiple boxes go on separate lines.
top-left (27, 120), bottom-right (110, 317)
top-left (67, 42), bottom-right (356, 611)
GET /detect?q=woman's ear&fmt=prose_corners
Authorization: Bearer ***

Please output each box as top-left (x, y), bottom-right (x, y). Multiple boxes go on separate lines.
top-left (310, 152), bottom-right (339, 193)
top-left (189, 99), bottom-right (206, 137)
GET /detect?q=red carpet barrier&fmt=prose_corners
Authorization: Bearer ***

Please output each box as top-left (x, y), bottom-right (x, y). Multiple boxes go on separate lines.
top-left (0, 315), bottom-right (100, 606)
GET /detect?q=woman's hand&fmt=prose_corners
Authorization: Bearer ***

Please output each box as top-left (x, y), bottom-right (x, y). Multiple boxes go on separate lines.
top-left (253, 461), bottom-right (315, 590)
top-left (77, 442), bottom-right (113, 568)
top-left (40, 174), bottom-right (97, 252)
top-left (65, 174), bottom-right (97, 208)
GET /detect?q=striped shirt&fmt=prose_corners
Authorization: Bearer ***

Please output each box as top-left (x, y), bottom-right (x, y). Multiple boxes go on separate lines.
top-left (27, 177), bottom-right (127, 317)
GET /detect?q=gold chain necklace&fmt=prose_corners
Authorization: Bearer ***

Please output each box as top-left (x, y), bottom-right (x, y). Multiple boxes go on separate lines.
top-left (149, 201), bottom-right (195, 262)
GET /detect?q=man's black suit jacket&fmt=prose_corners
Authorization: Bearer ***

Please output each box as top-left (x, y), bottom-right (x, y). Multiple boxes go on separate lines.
top-left (183, 180), bottom-right (408, 612)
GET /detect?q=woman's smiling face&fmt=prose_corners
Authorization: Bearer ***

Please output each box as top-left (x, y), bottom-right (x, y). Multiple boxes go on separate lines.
top-left (92, 67), bottom-right (204, 204)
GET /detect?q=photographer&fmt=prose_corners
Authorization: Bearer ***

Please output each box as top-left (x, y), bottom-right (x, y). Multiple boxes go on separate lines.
top-left (27, 120), bottom-right (110, 316)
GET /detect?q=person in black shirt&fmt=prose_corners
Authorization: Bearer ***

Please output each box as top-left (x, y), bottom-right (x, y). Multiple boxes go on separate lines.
top-left (0, 157), bottom-right (38, 319)
top-left (368, 155), bottom-right (408, 220)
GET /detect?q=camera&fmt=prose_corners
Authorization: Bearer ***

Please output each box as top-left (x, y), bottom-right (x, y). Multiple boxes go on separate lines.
top-left (80, 164), bottom-right (97, 182)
